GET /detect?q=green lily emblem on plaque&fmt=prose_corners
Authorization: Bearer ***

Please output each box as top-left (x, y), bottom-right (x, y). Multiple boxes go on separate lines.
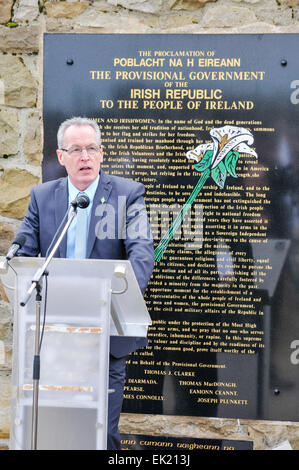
top-left (154, 126), bottom-right (258, 262)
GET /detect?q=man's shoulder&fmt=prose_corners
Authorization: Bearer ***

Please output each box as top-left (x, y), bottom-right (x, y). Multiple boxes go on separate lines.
top-left (31, 177), bottom-right (67, 195)
top-left (103, 172), bottom-right (144, 193)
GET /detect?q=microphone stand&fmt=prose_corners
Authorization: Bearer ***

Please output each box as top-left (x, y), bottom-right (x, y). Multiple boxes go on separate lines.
top-left (20, 204), bottom-right (78, 450)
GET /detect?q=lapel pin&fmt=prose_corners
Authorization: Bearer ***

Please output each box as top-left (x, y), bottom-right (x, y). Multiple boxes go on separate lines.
top-left (100, 197), bottom-right (105, 204)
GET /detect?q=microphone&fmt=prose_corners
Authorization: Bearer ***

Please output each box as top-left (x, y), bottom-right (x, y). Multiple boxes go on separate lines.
top-left (71, 194), bottom-right (90, 209)
top-left (0, 234), bottom-right (26, 273)
top-left (6, 234), bottom-right (26, 261)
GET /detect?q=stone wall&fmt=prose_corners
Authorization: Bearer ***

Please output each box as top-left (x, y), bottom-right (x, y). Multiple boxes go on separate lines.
top-left (1, 0), bottom-right (299, 450)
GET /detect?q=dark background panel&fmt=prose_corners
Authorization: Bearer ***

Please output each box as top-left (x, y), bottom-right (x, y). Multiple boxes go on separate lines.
top-left (43, 34), bottom-right (299, 421)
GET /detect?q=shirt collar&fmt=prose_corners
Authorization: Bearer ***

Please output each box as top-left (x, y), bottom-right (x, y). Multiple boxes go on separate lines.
top-left (68, 174), bottom-right (100, 205)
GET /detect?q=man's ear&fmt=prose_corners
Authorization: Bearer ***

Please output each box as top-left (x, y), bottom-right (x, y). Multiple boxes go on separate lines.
top-left (99, 146), bottom-right (104, 163)
top-left (56, 149), bottom-right (65, 167)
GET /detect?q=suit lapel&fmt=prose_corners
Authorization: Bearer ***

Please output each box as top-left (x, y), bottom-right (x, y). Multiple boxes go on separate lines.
top-left (86, 171), bottom-right (112, 258)
top-left (54, 178), bottom-right (68, 258)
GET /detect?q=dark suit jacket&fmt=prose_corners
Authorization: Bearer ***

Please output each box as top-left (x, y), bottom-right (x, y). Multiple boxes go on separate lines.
top-left (16, 170), bottom-right (155, 358)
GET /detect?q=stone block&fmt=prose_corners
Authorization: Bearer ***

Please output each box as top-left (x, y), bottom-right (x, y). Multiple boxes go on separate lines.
top-left (0, 0), bottom-right (14, 24)
top-left (0, 55), bottom-right (36, 108)
top-left (24, 112), bottom-right (43, 165)
top-left (0, 107), bottom-right (19, 157)
top-left (0, 300), bottom-right (12, 372)
top-left (254, 0), bottom-right (293, 25)
top-left (45, 1), bottom-right (90, 18)
top-left (0, 306), bottom-right (11, 339)
top-left (0, 167), bottom-right (39, 219)
top-left (0, 281), bottom-right (9, 303)
top-left (201, 4), bottom-right (257, 27)
top-left (13, 0), bottom-right (40, 23)
top-left (0, 26), bottom-right (39, 53)
top-left (279, 0), bottom-right (299, 5)
top-left (155, 11), bottom-right (203, 29)
top-left (0, 222), bottom-right (15, 255)
top-left (172, 0), bottom-right (216, 10)
top-left (77, 9), bottom-right (153, 31)
top-left (0, 374), bottom-right (10, 439)
top-left (107, 0), bottom-right (163, 14)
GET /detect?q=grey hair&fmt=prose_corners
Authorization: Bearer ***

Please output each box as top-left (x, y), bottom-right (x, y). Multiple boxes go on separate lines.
top-left (57, 117), bottom-right (101, 148)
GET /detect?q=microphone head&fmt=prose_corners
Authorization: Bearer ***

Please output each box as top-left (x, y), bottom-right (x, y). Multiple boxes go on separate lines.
top-left (13, 234), bottom-right (26, 248)
top-left (77, 194), bottom-right (90, 209)
top-left (71, 194), bottom-right (90, 209)
top-left (5, 234), bottom-right (26, 261)
top-left (71, 193), bottom-right (90, 209)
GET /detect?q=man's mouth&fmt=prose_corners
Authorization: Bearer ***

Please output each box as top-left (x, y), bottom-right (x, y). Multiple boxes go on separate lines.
top-left (79, 166), bottom-right (91, 171)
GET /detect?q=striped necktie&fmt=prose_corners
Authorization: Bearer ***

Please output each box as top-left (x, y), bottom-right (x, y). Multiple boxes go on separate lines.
top-left (74, 192), bottom-right (88, 259)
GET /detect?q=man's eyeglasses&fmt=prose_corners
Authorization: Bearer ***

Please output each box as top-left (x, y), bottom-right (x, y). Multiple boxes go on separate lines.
top-left (60, 145), bottom-right (101, 158)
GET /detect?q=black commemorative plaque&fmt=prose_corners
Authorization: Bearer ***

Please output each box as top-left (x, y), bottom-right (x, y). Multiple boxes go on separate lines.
top-left (43, 34), bottom-right (299, 421)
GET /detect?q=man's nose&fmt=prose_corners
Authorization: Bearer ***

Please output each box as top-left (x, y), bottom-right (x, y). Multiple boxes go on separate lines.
top-left (81, 148), bottom-right (90, 159)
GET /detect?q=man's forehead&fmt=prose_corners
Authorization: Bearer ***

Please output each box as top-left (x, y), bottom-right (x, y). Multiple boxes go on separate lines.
top-left (64, 124), bottom-right (97, 140)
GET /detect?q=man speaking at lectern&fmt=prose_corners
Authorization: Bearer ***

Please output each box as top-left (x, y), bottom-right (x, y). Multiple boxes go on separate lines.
top-left (15, 117), bottom-right (155, 449)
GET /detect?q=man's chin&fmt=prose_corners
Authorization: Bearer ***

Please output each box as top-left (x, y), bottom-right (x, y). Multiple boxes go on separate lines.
top-left (74, 174), bottom-right (96, 190)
